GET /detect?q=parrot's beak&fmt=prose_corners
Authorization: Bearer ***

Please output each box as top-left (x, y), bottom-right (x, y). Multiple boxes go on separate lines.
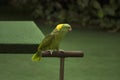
top-left (68, 27), bottom-right (72, 31)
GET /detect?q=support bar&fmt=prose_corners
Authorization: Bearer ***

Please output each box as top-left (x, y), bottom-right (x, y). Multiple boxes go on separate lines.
top-left (42, 51), bottom-right (84, 58)
top-left (60, 58), bottom-right (65, 80)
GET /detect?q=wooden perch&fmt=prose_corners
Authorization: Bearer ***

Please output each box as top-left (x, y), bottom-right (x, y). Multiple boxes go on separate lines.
top-left (42, 51), bottom-right (84, 57)
top-left (41, 51), bottom-right (84, 80)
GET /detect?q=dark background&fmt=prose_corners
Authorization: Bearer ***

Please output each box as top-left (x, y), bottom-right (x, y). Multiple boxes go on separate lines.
top-left (0, 0), bottom-right (120, 32)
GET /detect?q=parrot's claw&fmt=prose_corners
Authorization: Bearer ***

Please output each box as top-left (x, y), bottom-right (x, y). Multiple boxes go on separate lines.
top-left (47, 49), bottom-right (64, 54)
top-left (59, 49), bottom-right (64, 51)
top-left (47, 50), bottom-right (53, 55)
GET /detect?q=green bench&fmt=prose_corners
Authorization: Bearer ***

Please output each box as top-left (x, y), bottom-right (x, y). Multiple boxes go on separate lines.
top-left (0, 21), bottom-right (44, 53)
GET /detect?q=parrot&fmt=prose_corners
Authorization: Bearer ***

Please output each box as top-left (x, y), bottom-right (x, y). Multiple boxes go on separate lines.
top-left (32, 23), bottom-right (72, 62)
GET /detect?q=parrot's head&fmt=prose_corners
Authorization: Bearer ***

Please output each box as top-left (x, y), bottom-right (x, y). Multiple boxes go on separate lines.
top-left (56, 24), bottom-right (72, 32)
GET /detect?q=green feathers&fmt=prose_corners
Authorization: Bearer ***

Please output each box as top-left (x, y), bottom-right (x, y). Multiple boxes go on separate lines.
top-left (32, 23), bottom-right (72, 62)
top-left (32, 51), bottom-right (42, 62)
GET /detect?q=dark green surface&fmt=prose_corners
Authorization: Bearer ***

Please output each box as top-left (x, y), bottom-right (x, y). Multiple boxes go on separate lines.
top-left (0, 21), bottom-right (44, 44)
top-left (0, 26), bottom-right (120, 80)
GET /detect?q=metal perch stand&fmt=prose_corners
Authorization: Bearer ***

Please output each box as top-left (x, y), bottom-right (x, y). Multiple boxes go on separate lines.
top-left (42, 51), bottom-right (84, 80)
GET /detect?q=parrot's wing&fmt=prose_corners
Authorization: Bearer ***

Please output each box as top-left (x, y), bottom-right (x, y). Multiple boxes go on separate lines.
top-left (38, 34), bottom-right (55, 50)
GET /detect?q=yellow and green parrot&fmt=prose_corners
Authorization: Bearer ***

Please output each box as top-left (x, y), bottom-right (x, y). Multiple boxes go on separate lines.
top-left (32, 23), bottom-right (72, 62)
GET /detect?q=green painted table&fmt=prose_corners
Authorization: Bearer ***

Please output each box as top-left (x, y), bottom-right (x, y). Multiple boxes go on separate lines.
top-left (0, 21), bottom-right (44, 53)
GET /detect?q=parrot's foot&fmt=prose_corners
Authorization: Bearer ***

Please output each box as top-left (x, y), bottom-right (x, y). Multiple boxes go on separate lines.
top-left (47, 49), bottom-right (64, 54)
top-left (59, 49), bottom-right (64, 51)
top-left (47, 50), bottom-right (53, 55)
top-left (59, 49), bottom-right (64, 52)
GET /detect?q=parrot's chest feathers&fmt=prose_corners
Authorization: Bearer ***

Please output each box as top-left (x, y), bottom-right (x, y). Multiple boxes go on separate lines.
top-left (54, 32), bottom-right (66, 42)
top-left (39, 31), bottom-right (67, 51)
top-left (48, 32), bottom-right (65, 50)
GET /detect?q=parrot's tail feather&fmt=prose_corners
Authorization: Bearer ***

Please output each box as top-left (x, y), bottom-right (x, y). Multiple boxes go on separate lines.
top-left (32, 52), bottom-right (42, 62)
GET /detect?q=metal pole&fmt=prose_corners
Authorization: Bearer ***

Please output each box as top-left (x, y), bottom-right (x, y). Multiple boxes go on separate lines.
top-left (60, 57), bottom-right (65, 80)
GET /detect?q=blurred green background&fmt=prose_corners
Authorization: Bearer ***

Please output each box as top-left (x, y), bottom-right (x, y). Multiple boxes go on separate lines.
top-left (0, 0), bottom-right (120, 32)
top-left (0, 0), bottom-right (120, 80)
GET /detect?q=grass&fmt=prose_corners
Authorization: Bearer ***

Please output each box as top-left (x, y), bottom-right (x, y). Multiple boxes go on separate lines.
top-left (0, 26), bottom-right (120, 80)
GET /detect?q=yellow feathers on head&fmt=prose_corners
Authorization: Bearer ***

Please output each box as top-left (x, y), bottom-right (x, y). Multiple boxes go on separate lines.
top-left (56, 24), bottom-right (63, 31)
